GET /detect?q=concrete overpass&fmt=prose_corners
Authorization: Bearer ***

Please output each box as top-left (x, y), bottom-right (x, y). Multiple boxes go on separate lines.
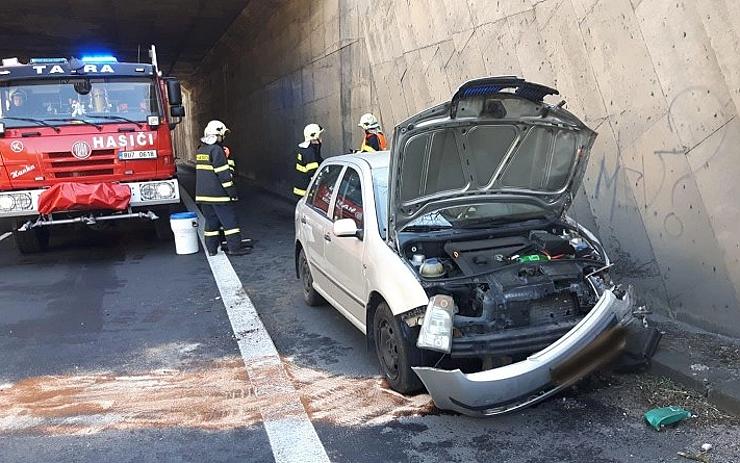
top-left (1, 0), bottom-right (739, 337)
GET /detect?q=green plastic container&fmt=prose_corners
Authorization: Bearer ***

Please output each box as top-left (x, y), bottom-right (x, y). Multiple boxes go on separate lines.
top-left (644, 406), bottom-right (691, 431)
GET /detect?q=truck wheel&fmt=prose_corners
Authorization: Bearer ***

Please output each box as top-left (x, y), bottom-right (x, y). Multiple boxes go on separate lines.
top-left (13, 227), bottom-right (50, 254)
top-left (373, 302), bottom-right (423, 394)
top-left (298, 248), bottom-right (324, 306)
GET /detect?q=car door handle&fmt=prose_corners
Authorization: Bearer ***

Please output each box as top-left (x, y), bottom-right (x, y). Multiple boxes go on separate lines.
top-left (301, 216), bottom-right (307, 224)
top-left (324, 233), bottom-right (332, 242)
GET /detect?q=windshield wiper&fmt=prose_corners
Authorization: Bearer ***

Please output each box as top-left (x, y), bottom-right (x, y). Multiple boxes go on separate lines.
top-left (1, 116), bottom-right (61, 133)
top-left (86, 114), bottom-right (145, 128)
top-left (46, 117), bottom-right (103, 131)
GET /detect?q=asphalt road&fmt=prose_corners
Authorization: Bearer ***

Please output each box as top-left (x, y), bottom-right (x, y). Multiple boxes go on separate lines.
top-left (1, 169), bottom-right (739, 462)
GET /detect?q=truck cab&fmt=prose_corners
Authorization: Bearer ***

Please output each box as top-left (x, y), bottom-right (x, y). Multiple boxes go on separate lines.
top-left (0, 48), bottom-right (185, 252)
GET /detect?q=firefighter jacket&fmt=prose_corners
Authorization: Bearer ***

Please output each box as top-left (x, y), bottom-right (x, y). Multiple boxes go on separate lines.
top-left (293, 142), bottom-right (323, 197)
top-left (224, 146), bottom-right (236, 174)
top-left (195, 143), bottom-right (237, 204)
top-left (359, 130), bottom-right (388, 152)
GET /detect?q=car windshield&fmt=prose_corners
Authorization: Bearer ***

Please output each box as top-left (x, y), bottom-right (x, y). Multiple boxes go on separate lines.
top-left (406, 202), bottom-right (552, 230)
top-left (0, 78), bottom-right (159, 128)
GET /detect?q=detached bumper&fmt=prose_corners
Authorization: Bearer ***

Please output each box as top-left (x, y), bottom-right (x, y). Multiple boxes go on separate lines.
top-left (413, 288), bottom-right (645, 416)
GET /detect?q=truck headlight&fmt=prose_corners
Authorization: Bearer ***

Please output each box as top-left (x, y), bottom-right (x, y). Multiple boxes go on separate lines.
top-left (416, 295), bottom-right (455, 354)
top-left (140, 182), bottom-right (176, 201)
top-left (0, 194), bottom-right (16, 211)
top-left (0, 192), bottom-right (32, 212)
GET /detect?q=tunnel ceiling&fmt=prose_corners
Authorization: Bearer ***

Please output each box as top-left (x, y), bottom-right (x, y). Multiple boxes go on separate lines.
top-left (0, 0), bottom-right (249, 76)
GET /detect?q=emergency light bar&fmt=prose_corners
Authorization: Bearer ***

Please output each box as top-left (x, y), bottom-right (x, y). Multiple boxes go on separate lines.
top-left (81, 55), bottom-right (118, 63)
top-left (29, 58), bottom-right (68, 64)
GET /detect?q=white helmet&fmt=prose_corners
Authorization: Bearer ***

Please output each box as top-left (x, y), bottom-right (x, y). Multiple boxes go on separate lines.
top-left (358, 113), bottom-right (380, 130)
top-left (303, 123), bottom-right (324, 143)
top-left (203, 120), bottom-right (230, 138)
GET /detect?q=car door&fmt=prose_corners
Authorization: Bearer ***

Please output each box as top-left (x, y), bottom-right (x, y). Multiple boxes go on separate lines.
top-left (299, 164), bottom-right (344, 294)
top-left (323, 166), bottom-right (367, 325)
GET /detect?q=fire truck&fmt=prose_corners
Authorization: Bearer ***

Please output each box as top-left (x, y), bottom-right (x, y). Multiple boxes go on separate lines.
top-left (0, 46), bottom-right (184, 253)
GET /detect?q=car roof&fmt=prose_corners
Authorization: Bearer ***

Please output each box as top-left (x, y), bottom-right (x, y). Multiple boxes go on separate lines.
top-left (328, 151), bottom-right (389, 170)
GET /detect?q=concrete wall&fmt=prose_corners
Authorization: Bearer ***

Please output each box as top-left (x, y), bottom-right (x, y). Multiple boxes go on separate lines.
top-left (180, 0), bottom-right (740, 337)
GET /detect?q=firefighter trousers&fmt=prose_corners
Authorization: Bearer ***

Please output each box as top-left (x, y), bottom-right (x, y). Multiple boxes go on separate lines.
top-left (200, 203), bottom-right (242, 253)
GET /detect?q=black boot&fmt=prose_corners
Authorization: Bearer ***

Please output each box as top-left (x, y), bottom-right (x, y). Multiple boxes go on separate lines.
top-left (224, 246), bottom-right (252, 256)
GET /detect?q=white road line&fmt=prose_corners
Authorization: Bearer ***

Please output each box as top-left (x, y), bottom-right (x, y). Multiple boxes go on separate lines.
top-left (0, 232), bottom-right (11, 242)
top-left (181, 188), bottom-right (331, 463)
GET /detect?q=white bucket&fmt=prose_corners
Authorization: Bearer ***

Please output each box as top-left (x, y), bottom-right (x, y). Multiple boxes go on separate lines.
top-left (170, 212), bottom-right (199, 255)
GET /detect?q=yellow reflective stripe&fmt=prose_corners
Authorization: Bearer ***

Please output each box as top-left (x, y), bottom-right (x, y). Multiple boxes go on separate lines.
top-left (296, 162), bottom-right (319, 173)
top-left (196, 154), bottom-right (210, 161)
top-left (297, 153), bottom-right (303, 161)
top-left (214, 164), bottom-right (230, 173)
top-left (204, 231), bottom-right (220, 237)
top-left (223, 228), bottom-right (241, 236)
top-left (293, 187), bottom-right (306, 196)
top-left (228, 160), bottom-right (235, 166)
top-left (196, 196), bottom-right (232, 202)
top-left (305, 162), bottom-right (319, 170)
top-left (196, 164), bottom-right (214, 170)
top-left (360, 143), bottom-right (376, 152)
top-left (222, 181), bottom-right (234, 188)
top-left (295, 163), bottom-right (309, 173)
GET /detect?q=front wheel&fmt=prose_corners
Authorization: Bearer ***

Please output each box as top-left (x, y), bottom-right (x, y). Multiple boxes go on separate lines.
top-left (13, 225), bottom-right (50, 254)
top-left (298, 248), bottom-right (324, 306)
top-left (373, 302), bottom-right (423, 394)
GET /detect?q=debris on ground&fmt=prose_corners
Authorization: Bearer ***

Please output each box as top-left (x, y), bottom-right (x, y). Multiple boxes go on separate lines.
top-left (645, 405), bottom-right (692, 431)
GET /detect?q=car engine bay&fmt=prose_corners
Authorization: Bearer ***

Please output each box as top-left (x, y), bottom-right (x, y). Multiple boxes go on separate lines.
top-left (400, 221), bottom-right (615, 361)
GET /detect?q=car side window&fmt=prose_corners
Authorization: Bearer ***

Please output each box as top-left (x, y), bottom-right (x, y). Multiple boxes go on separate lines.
top-left (307, 164), bottom-right (343, 215)
top-left (333, 168), bottom-right (364, 229)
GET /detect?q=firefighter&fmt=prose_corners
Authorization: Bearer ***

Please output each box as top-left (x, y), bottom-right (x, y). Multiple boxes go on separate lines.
top-left (195, 120), bottom-right (251, 256)
top-left (293, 123), bottom-right (324, 198)
top-left (357, 113), bottom-right (388, 152)
top-left (7, 89), bottom-right (27, 116)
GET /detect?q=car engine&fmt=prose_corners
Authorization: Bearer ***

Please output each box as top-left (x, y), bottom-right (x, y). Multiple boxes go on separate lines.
top-left (402, 224), bottom-right (611, 360)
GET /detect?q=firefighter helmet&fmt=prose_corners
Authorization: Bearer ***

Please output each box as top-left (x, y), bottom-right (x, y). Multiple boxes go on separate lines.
top-left (9, 88), bottom-right (27, 102)
top-left (358, 113), bottom-right (380, 130)
top-left (303, 123), bottom-right (324, 143)
top-left (204, 120), bottom-right (230, 138)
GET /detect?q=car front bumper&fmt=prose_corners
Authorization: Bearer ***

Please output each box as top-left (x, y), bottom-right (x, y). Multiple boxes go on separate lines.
top-left (413, 287), bottom-right (645, 416)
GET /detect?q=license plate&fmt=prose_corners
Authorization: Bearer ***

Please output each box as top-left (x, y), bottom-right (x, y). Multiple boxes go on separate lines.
top-left (119, 150), bottom-right (157, 160)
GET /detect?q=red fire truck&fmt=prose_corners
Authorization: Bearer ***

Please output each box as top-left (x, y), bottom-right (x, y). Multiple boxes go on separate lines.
top-left (0, 46), bottom-right (184, 253)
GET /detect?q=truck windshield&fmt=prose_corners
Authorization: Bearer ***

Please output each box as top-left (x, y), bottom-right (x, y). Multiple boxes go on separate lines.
top-left (0, 78), bottom-right (159, 128)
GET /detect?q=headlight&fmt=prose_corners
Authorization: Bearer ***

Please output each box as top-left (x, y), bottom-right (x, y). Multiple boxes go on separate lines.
top-left (140, 183), bottom-right (157, 200)
top-left (139, 182), bottom-right (176, 201)
top-left (416, 295), bottom-right (455, 354)
top-left (155, 182), bottom-right (174, 199)
top-left (0, 194), bottom-right (16, 211)
top-left (0, 193), bottom-right (32, 212)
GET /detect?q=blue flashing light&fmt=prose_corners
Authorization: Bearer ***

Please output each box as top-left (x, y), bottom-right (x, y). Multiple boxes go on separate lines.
top-left (81, 55), bottom-right (118, 63)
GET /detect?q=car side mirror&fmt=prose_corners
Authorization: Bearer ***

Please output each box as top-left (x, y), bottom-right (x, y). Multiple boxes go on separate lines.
top-left (333, 218), bottom-right (362, 239)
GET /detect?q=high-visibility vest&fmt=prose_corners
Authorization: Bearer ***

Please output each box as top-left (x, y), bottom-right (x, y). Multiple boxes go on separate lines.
top-left (359, 131), bottom-right (388, 152)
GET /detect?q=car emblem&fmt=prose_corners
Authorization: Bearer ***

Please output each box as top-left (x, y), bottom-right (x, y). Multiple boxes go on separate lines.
top-left (10, 141), bottom-right (24, 153)
top-left (71, 141), bottom-right (92, 159)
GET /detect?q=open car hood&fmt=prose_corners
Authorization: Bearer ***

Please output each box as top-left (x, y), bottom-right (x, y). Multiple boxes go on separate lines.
top-left (388, 77), bottom-right (597, 239)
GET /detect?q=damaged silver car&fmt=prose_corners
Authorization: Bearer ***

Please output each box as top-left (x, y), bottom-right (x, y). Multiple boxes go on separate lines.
top-left (294, 77), bottom-right (661, 416)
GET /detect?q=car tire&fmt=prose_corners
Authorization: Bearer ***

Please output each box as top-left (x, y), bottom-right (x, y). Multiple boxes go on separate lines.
top-left (298, 248), bottom-right (324, 306)
top-left (373, 302), bottom-right (423, 394)
top-left (13, 226), bottom-right (50, 254)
